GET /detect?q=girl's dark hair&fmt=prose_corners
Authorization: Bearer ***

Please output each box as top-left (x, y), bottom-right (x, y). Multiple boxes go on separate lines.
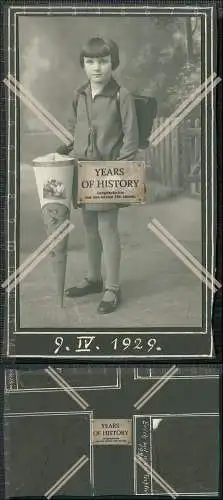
top-left (80, 37), bottom-right (120, 70)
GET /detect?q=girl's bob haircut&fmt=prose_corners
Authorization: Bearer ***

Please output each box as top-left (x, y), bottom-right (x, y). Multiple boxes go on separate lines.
top-left (80, 37), bottom-right (120, 70)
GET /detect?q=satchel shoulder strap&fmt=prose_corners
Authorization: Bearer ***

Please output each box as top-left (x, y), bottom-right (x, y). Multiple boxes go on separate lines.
top-left (74, 89), bottom-right (94, 134)
top-left (83, 93), bottom-right (93, 129)
top-left (74, 88), bottom-right (93, 130)
top-left (73, 89), bottom-right (81, 116)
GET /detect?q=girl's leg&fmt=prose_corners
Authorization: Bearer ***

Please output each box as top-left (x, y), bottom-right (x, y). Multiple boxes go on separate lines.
top-left (65, 208), bottom-right (103, 297)
top-left (98, 209), bottom-right (121, 295)
top-left (82, 208), bottom-right (103, 282)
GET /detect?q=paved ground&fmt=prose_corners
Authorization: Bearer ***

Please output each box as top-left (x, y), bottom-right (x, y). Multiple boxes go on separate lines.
top-left (19, 164), bottom-right (203, 329)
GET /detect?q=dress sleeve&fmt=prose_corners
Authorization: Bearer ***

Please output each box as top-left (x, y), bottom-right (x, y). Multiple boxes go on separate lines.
top-left (116, 89), bottom-right (139, 160)
top-left (56, 92), bottom-right (78, 155)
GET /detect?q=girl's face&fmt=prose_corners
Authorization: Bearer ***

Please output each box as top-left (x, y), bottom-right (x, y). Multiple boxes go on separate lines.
top-left (83, 54), bottom-right (112, 85)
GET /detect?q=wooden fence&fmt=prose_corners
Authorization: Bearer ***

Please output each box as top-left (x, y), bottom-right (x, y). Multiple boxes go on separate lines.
top-left (149, 117), bottom-right (201, 195)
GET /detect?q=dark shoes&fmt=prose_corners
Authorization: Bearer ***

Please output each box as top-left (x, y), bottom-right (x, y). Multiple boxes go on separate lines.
top-left (97, 289), bottom-right (122, 315)
top-left (65, 278), bottom-right (103, 298)
top-left (65, 278), bottom-right (121, 314)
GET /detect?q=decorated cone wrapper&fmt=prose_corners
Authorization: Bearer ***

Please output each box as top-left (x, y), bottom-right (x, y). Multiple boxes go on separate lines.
top-left (32, 153), bottom-right (76, 307)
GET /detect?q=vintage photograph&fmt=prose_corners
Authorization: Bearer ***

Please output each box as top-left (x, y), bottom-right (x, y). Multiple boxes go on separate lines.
top-left (4, 364), bottom-right (220, 497)
top-left (4, 5), bottom-right (217, 356)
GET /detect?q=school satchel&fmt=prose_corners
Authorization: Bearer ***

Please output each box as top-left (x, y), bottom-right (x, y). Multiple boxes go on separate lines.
top-left (116, 90), bottom-right (158, 149)
top-left (57, 87), bottom-right (157, 155)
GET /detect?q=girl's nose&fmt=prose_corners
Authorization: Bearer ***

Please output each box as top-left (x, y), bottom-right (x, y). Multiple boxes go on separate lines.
top-left (93, 60), bottom-right (100, 70)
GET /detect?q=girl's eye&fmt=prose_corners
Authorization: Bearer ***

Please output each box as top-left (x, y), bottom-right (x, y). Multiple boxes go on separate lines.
top-left (85, 58), bottom-right (110, 65)
top-left (100, 58), bottom-right (109, 64)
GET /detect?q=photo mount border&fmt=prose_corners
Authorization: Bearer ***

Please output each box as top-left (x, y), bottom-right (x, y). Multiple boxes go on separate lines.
top-left (4, 410), bottom-right (95, 495)
top-left (133, 413), bottom-right (219, 496)
top-left (133, 366), bottom-right (220, 380)
top-left (4, 4), bottom-right (217, 359)
top-left (5, 366), bottom-right (121, 392)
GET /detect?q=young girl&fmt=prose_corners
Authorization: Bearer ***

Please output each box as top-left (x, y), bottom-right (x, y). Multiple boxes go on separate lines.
top-left (58, 37), bottom-right (139, 314)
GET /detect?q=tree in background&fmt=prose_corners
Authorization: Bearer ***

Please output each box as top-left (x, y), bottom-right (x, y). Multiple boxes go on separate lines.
top-left (120, 16), bottom-right (201, 117)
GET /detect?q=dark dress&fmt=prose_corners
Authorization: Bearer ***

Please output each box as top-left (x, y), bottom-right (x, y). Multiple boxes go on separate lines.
top-left (58, 77), bottom-right (139, 211)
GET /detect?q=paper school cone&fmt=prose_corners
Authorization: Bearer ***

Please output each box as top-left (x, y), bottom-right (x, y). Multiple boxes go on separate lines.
top-left (50, 244), bottom-right (67, 309)
top-left (33, 153), bottom-right (75, 307)
top-left (41, 202), bottom-right (68, 308)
